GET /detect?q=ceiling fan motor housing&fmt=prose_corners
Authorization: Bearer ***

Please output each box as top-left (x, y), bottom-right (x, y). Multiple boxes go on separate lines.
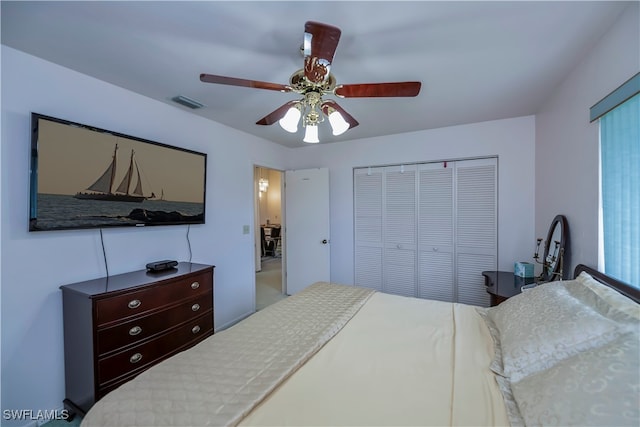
top-left (289, 69), bottom-right (336, 95)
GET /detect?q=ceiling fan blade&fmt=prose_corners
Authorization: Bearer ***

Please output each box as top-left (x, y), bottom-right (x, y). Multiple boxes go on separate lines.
top-left (200, 74), bottom-right (291, 92)
top-left (256, 101), bottom-right (299, 126)
top-left (303, 21), bottom-right (341, 84)
top-left (321, 100), bottom-right (359, 130)
top-left (335, 82), bottom-right (422, 98)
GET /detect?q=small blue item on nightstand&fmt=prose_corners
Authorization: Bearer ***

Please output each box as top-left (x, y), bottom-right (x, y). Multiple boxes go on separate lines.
top-left (514, 261), bottom-right (535, 278)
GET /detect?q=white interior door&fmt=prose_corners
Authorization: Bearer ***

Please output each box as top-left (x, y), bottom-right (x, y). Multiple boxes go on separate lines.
top-left (383, 165), bottom-right (418, 297)
top-left (455, 158), bottom-right (497, 307)
top-left (285, 168), bottom-right (330, 295)
top-left (354, 167), bottom-right (384, 290)
top-left (418, 162), bottom-right (454, 302)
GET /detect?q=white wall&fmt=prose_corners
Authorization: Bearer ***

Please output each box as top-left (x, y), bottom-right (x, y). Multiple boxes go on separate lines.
top-left (535, 2), bottom-right (639, 274)
top-left (0, 46), bottom-right (290, 425)
top-left (288, 116), bottom-right (536, 285)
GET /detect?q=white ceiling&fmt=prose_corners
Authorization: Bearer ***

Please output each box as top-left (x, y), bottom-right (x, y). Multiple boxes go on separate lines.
top-left (1, 1), bottom-right (630, 148)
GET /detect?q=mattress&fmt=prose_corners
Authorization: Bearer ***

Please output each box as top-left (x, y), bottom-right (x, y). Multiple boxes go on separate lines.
top-left (241, 292), bottom-right (509, 426)
top-left (82, 282), bottom-right (509, 426)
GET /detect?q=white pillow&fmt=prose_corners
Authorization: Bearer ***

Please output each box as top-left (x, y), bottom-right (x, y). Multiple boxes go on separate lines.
top-left (480, 273), bottom-right (640, 426)
top-left (511, 331), bottom-right (640, 426)
top-left (566, 271), bottom-right (640, 321)
top-left (479, 282), bottom-right (623, 382)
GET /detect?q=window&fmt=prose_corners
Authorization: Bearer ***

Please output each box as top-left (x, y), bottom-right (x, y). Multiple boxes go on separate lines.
top-left (592, 73), bottom-right (639, 287)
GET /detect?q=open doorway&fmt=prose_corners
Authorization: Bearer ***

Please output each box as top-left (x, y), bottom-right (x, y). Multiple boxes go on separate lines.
top-left (254, 166), bottom-right (286, 310)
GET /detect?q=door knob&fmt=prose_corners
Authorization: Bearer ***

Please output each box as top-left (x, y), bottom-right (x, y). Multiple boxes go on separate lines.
top-left (322, 239), bottom-right (328, 244)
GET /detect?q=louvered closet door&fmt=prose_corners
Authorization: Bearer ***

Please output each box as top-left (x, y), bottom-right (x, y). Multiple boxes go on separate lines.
top-left (354, 168), bottom-right (384, 290)
top-left (456, 158), bottom-right (497, 306)
top-left (418, 163), bottom-right (454, 302)
top-left (383, 165), bottom-right (417, 297)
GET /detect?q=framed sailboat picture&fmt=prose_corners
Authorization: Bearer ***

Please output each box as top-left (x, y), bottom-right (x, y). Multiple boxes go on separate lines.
top-left (29, 113), bottom-right (207, 231)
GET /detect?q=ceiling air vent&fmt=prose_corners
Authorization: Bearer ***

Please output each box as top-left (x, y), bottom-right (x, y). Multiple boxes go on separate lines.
top-left (172, 95), bottom-right (205, 109)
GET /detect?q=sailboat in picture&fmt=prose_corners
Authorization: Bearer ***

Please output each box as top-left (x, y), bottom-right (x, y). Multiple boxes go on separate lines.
top-left (74, 144), bottom-right (150, 202)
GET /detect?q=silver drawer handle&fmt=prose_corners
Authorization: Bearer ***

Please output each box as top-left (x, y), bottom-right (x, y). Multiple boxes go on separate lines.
top-left (130, 353), bottom-right (143, 364)
top-left (128, 299), bottom-right (141, 309)
top-left (129, 326), bottom-right (142, 336)
top-left (191, 281), bottom-right (200, 290)
top-left (192, 325), bottom-right (201, 334)
top-left (191, 303), bottom-right (200, 312)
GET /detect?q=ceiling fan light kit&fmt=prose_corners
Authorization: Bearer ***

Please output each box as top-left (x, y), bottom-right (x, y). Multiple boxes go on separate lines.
top-left (200, 21), bottom-right (422, 144)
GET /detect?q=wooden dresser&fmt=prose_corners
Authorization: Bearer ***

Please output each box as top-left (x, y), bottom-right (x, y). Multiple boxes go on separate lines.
top-left (60, 262), bottom-right (214, 416)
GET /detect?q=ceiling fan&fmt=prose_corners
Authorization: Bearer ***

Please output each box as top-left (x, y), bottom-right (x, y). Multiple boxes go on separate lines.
top-left (200, 21), bottom-right (422, 143)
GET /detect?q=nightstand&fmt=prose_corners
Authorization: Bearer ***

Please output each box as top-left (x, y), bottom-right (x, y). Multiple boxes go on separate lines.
top-left (482, 271), bottom-right (537, 306)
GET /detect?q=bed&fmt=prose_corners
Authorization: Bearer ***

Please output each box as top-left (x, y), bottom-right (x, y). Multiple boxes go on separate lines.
top-left (81, 264), bottom-right (639, 426)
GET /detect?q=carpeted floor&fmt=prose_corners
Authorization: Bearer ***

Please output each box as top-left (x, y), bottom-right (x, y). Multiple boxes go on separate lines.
top-left (256, 257), bottom-right (287, 310)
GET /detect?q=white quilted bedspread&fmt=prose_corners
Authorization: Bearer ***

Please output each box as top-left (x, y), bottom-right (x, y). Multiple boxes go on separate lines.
top-left (81, 282), bottom-right (374, 427)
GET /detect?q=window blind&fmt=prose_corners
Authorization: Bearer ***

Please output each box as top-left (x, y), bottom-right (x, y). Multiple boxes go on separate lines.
top-left (600, 93), bottom-right (639, 286)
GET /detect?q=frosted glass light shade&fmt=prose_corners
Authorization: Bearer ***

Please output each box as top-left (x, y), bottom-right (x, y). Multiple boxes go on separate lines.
top-left (328, 110), bottom-right (349, 135)
top-left (278, 107), bottom-right (301, 133)
top-left (303, 125), bottom-right (319, 143)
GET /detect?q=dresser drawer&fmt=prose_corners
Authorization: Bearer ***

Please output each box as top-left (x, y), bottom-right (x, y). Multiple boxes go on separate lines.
top-left (97, 312), bottom-right (213, 386)
top-left (96, 292), bottom-right (213, 355)
top-left (95, 271), bottom-right (213, 326)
